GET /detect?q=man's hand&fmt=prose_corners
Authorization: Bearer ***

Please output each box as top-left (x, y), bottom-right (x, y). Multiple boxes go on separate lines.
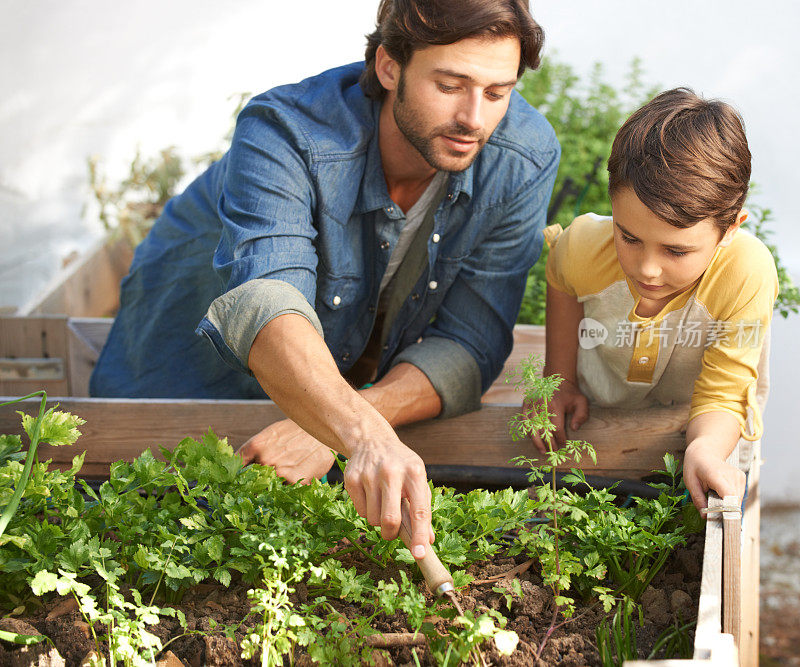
top-left (683, 440), bottom-right (746, 512)
top-left (246, 315), bottom-right (442, 560)
top-left (343, 437), bottom-right (435, 557)
top-left (528, 378), bottom-right (589, 453)
top-left (237, 418), bottom-right (336, 484)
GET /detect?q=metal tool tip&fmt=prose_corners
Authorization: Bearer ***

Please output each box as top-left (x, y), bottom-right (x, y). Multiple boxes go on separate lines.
top-left (436, 581), bottom-right (455, 596)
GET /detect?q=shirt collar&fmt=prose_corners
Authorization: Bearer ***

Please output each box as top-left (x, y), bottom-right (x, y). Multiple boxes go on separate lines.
top-left (356, 103), bottom-right (474, 214)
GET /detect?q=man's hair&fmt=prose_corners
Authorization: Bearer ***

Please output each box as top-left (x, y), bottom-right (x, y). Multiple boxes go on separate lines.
top-left (607, 88), bottom-right (751, 234)
top-left (360, 0), bottom-right (544, 100)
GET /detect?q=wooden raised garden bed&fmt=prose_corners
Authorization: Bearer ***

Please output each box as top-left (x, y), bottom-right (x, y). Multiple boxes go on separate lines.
top-left (0, 238), bottom-right (760, 665)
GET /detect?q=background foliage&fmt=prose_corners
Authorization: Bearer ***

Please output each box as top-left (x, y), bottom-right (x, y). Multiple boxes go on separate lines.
top-left (89, 59), bottom-right (799, 322)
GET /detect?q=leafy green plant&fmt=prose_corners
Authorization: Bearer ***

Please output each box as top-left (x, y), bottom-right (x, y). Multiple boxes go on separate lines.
top-left (425, 608), bottom-right (519, 667)
top-left (596, 596), bottom-right (642, 666)
top-left (505, 356), bottom-right (695, 661)
top-left (31, 568), bottom-right (189, 667)
top-left (1, 395), bottom-right (701, 664)
top-left (506, 356), bottom-right (614, 662)
top-left (506, 357), bottom-right (607, 616)
top-left (0, 392), bottom-right (84, 540)
top-left (648, 615), bottom-right (695, 659)
top-left (239, 546), bottom-right (315, 666)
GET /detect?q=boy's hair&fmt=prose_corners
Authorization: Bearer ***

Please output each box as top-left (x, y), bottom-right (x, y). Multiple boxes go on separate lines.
top-left (359, 0), bottom-right (544, 100)
top-left (607, 88), bottom-right (751, 235)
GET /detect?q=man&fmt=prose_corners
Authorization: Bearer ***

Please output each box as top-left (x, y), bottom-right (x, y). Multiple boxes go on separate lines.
top-left (91, 0), bottom-right (560, 560)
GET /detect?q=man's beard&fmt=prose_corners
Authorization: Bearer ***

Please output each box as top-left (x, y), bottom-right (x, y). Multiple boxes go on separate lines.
top-left (392, 73), bottom-right (485, 172)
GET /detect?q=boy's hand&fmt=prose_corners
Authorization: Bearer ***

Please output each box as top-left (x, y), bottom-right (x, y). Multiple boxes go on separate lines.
top-left (528, 378), bottom-right (589, 454)
top-left (683, 441), bottom-right (746, 512)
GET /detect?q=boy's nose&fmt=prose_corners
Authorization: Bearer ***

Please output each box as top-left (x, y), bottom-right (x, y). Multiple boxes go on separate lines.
top-left (639, 255), bottom-right (662, 281)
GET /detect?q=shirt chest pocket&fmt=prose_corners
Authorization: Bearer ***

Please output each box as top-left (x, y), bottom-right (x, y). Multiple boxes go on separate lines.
top-left (315, 274), bottom-right (361, 312)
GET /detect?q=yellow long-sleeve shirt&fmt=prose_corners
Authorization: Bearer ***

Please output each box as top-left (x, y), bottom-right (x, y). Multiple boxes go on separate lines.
top-left (545, 214), bottom-right (779, 441)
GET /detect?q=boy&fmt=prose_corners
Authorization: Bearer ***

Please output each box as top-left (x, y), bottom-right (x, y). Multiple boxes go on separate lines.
top-left (534, 88), bottom-right (778, 511)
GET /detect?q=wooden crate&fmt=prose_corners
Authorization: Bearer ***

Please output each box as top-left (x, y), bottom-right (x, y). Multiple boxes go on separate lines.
top-left (16, 236), bottom-right (132, 318)
top-left (0, 316), bottom-right (758, 665)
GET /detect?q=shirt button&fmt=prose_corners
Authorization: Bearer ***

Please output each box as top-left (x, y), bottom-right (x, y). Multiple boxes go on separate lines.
top-left (342, 352), bottom-right (350, 361)
top-left (432, 233), bottom-right (440, 243)
top-left (428, 281), bottom-right (438, 290)
top-left (411, 293), bottom-right (420, 300)
top-left (382, 344), bottom-right (389, 351)
top-left (447, 193), bottom-right (453, 200)
top-left (332, 295), bottom-right (341, 306)
top-left (387, 206), bottom-right (394, 214)
top-left (638, 356), bottom-right (649, 365)
top-left (380, 241), bottom-right (390, 250)
top-left (368, 305), bottom-right (376, 313)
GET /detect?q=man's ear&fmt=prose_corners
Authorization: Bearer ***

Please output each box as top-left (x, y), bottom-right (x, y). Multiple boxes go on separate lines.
top-left (719, 209), bottom-right (747, 247)
top-left (374, 45), bottom-right (401, 93)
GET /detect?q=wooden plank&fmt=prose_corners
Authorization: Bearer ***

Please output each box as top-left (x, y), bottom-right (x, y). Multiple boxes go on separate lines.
top-left (626, 635), bottom-right (738, 665)
top-left (0, 397), bottom-right (287, 477)
top-left (722, 496), bottom-right (742, 651)
top-left (738, 441), bottom-right (760, 666)
top-left (696, 495), bottom-right (724, 656)
top-left (66, 318), bottom-right (112, 396)
top-left (0, 397), bottom-right (689, 480)
top-left (68, 318), bottom-right (113, 356)
top-left (0, 316), bottom-right (70, 396)
top-left (483, 324), bottom-right (545, 403)
top-left (18, 236), bottom-right (132, 317)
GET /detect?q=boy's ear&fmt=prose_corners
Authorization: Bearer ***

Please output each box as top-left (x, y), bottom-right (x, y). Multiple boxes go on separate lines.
top-left (718, 210), bottom-right (748, 247)
top-left (375, 45), bottom-right (401, 94)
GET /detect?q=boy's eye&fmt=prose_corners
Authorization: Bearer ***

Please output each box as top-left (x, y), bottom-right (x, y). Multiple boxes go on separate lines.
top-left (485, 91), bottom-right (504, 101)
top-left (620, 233), bottom-right (638, 245)
top-left (667, 248), bottom-right (688, 257)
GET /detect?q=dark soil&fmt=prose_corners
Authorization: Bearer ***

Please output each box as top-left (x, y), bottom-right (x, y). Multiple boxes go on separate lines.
top-left (0, 532), bottom-right (704, 666)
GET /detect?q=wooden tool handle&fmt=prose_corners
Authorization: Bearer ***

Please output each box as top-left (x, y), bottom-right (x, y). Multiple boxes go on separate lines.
top-left (398, 498), bottom-right (453, 595)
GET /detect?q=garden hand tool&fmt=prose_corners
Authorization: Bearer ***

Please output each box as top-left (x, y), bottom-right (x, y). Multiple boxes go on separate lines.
top-left (398, 498), bottom-right (465, 615)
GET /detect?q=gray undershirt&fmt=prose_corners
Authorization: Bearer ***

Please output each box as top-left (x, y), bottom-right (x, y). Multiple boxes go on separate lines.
top-left (378, 171), bottom-right (447, 294)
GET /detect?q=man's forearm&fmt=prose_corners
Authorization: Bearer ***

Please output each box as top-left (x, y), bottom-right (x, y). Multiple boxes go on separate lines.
top-left (360, 362), bottom-right (442, 427)
top-left (247, 313), bottom-right (396, 457)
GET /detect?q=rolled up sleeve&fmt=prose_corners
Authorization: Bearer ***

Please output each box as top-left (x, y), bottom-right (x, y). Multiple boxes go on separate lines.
top-left (196, 98), bottom-right (321, 372)
top-left (196, 278), bottom-right (323, 375)
top-left (392, 336), bottom-right (482, 418)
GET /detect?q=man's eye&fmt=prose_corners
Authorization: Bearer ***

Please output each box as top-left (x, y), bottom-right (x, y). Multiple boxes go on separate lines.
top-left (485, 91), bottom-right (504, 101)
top-left (438, 84), bottom-right (459, 93)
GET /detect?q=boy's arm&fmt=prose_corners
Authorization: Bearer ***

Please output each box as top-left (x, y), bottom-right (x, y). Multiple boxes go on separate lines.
top-left (531, 284), bottom-right (589, 452)
top-left (683, 411), bottom-right (746, 511)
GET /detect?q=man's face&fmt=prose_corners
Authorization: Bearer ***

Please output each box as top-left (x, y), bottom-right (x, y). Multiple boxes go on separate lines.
top-left (391, 36), bottom-right (521, 172)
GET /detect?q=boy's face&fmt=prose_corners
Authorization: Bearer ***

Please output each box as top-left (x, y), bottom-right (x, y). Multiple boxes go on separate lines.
top-left (611, 187), bottom-right (741, 310)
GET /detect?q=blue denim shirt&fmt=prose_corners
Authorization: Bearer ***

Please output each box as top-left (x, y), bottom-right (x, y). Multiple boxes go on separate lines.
top-left (91, 62), bottom-right (559, 416)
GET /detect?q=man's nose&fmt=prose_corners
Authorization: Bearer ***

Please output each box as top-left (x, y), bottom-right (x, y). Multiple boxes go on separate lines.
top-left (456, 92), bottom-right (483, 132)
